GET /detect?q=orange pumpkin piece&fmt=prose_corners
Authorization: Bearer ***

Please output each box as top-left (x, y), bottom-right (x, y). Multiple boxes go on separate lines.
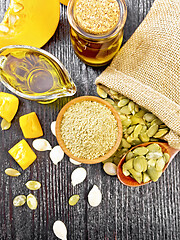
top-left (0, 0), bottom-right (60, 49)
top-left (19, 112), bottom-right (43, 139)
top-left (0, 92), bottom-right (19, 122)
top-left (8, 139), bottom-right (37, 170)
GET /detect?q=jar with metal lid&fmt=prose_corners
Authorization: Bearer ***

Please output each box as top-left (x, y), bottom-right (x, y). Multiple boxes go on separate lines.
top-left (67, 0), bottom-right (127, 67)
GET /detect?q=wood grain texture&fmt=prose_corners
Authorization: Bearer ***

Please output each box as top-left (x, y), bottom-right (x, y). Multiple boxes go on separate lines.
top-left (0, 0), bottom-right (179, 239)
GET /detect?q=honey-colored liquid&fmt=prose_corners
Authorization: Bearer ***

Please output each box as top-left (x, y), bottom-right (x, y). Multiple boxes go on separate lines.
top-left (70, 28), bottom-right (123, 66)
top-left (0, 49), bottom-right (75, 98)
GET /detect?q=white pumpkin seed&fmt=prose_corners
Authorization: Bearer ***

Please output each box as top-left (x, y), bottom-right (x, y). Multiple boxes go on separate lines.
top-left (27, 194), bottom-right (38, 210)
top-left (1, 119), bottom-right (11, 130)
top-left (32, 138), bottom-right (52, 151)
top-left (53, 220), bottom-right (67, 240)
top-left (25, 181), bottom-right (41, 190)
top-left (88, 185), bottom-right (102, 207)
top-left (5, 168), bottom-right (21, 177)
top-left (71, 167), bottom-right (87, 186)
top-left (13, 195), bottom-right (26, 207)
top-left (50, 146), bottom-right (64, 165)
top-left (51, 121), bottom-right (56, 136)
top-left (97, 86), bottom-right (107, 98)
top-left (69, 195), bottom-right (80, 206)
top-left (69, 158), bottom-right (81, 165)
top-left (103, 162), bottom-right (117, 176)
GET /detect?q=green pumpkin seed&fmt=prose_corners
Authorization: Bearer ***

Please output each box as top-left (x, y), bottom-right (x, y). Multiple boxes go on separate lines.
top-left (118, 98), bottom-right (129, 108)
top-left (155, 157), bottom-right (165, 171)
top-left (147, 159), bottom-right (156, 167)
top-left (140, 125), bottom-right (148, 133)
top-left (27, 194), bottom-right (38, 210)
top-left (146, 151), bottom-right (163, 159)
top-left (113, 156), bottom-right (121, 165)
top-left (159, 124), bottom-right (167, 129)
top-left (122, 165), bottom-right (130, 176)
top-left (147, 143), bottom-right (161, 152)
top-left (134, 104), bottom-right (139, 113)
top-left (5, 168), bottom-right (21, 177)
top-left (134, 110), bottom-right (146, 118)
top-left (25, 181), bottom-right (41, 190)
top-left (120, 106), bottom-right (131, 115)
top-left (133, 124), bottom-right (143, 138)
top-left (121, 138), bottom-right (131, 149)
top-left (153, 129), bottom-right (169, 138)
top-left (123, 158), bottom-right (134, 170)
top-left (131, 116), bottom-right (145, 125)
top-left (69, 195), bottom-right (80, 206)
top-left (133, 147), bottom-right (149, 156)
top-left (109, 89), bottom-right (118, 96)
top-left (143, 113), bottom-right (157, 122)
top-left (128, 101), bottom-right (135, 114)
top-left (147, 166), bottom-right (162, 182)
top-left (104, 98), bottom-right (115, 105)
top-left (129, 169), bottom-right (142, 184)
top-left (119, 115), bottom-right (127, 121)
top-left (13, 195), bottom-right (26, 207)
top-left (133, 156), bottom-right (147, 172)
top-left (151, 118), bottom-right (163, 126)
top-left (126, 151), bottom-right (134, 161)
top-left (147, 124), bottom-right (158, 137)
top-left (163, 153), bottom-right (170, 164)
top-left (143, 172), bottom-right (151, 183)
top-left (139, 133), bottom-right (149, 142)
top-left (97, 86), bottom-right (107, 98)
top-left (122, 118), bottom-right (132, 127)
top-left (131, 139), bottom-right (142, 146)
top-left (127, 125), bottom-right (135, 135)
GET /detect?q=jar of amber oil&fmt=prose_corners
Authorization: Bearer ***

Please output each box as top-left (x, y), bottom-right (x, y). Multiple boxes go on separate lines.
top-left (67, 0), bottom-right (127, 66)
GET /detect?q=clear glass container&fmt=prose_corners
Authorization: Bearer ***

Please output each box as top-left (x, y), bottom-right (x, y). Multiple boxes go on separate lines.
top-left (0, 45), bottom-right (76, 104)
top-left (67, 0), bottom-right (127, 67)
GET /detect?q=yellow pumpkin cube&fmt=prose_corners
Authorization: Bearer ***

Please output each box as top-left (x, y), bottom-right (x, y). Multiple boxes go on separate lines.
top-left (0, 92), bottom-right (19, 122)
top-left (19, 112), bottom-right (43, 138)
top-left (8, 139), bottom-right (37, 170)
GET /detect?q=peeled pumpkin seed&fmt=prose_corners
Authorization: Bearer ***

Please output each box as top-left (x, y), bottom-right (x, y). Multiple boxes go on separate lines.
top-left (118, 98), bottom-right (129, 108)
top-left (133, 147), bottom-right (149, 156)
top-left (147, 159), bottom-right (156, 167)
top-left (5, 168), bottom-right (21, 177)
top-left (153, 129), bottom-right (169, 138)
top-left (25, 180), bottom-right (41, 190)
top-left (147, 124), bottom-right (158, 137)
top-left (126, 151), bottom-right (134, 161)
top-left (71, 167), bottom-right (87, 186)
top-left (123, 158), bottom-right (134, 170)
top-left (103, 162), bottom-right (117, 176)
top-left (27, 194), bottom-right (38, 210)
top-left (133, 124), bottom-right (142, 138)
top-left (1, 118), bottom-right (11, 130)
top-left (88, 185), bottom-right (102, 207)
top-left (120, 106), bottom-right (131, 115)
top-left (121, 118), bottom-right (131, 127)
top-left (122, 165), bottom-right (130, 176)
top-left (133, 156), bottom-right (147, 172)
top-left (134, 110), bottom-right (146, 118)
top-left (104, 98), bottom-right (115, 105)
top-left (131, 115), bottom-right (145, 125)
top-left (127, 125), bottom-right (135, 135)
top-left (143, 172), bottom-right (151, 183)
top-left (164, 153), bottom-right (170, 164)
top-left (13, 195), bottom-right (26, 207)
top-left (147, 166), bottom-right (162, 182)
top-left (143, 113), bottom-right (157, 122)
top-left (155, 157), bottom-right (165, 171)
top-left (69, 195), bottom-right (80, 206)
top-left (121, 138), bottom-right (131, 149)
top-left (128, 101), bottom-right (135, 114)
top-left (129, 169), bottom-right (142, 184)
top-left (139, 133), bottom-right (149, 142)
top-left (147, 143), bottom-right (161, 151)
top-left (146, 151), bottom-right (163, 159)
top-left (32, 138), bottom-right (52, 151)
top-left (151, 118), bottom-right (163, 126)
top-left (53, 220), bottom-right (67, 240)
top-left (97, 86), bottom-right (107, 98)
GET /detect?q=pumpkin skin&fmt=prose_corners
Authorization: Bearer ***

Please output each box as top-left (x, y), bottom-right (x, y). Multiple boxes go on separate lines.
top-left (0, 0), bottom-right (60, 48)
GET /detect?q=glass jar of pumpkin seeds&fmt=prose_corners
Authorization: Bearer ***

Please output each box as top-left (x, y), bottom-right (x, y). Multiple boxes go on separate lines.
top-left (67, 0), bottom-right (127, 66)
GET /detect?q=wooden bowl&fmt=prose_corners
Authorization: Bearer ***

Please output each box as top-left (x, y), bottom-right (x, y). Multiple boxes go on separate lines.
top-left (55, 96), bottom-right (123, 164)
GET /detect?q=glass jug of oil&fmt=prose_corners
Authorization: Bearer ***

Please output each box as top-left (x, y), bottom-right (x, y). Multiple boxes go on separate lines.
top-left (0, 45), bottom-right (76, 104)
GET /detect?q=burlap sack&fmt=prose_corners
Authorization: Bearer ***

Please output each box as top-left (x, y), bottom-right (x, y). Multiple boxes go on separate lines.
top-left (95, 0), bottom-right (180, 149)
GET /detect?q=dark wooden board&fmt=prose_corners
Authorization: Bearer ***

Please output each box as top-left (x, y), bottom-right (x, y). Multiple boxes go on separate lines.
top-left (0, 1), bottom-right (180, 239)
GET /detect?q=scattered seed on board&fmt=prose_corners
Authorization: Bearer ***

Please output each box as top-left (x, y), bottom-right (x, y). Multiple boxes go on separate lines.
top-left (25, 180), bottom-right (41, 190)
top-left (50, 146), bottom-right (64, 165)
top-left (53, 220), bottom-right (67, 240)
top-left (69, 195), bottom-right (80, 206)
top-left (71, 167), bottom-right (87, 186)
top-left (69, 158), bottom-right (81, 165)
top-left (88, 185), bottom-right (102, 207)
top-left (1, 118), bottom-right (11, 130)
top-left (32, 138), bottom-right (52, 151)
top-left (13, 195), bottom-right (26, 207)
top-left (5, 168), bottom-right (21, 177)
top-left (103, 162), bottom-right (117, 176)
top-left (27, 194), bottom-right (38, 210)
top-left (51, 121), bottom-right (56, 136)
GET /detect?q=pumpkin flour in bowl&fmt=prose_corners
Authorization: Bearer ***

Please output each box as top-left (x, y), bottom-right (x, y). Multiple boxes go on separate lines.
top-left (56, 96), bottom-right (122, 164)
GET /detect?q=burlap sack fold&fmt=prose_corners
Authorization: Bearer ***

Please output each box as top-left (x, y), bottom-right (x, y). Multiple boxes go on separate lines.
top-left (95, 0), bottom-right (180, 149)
